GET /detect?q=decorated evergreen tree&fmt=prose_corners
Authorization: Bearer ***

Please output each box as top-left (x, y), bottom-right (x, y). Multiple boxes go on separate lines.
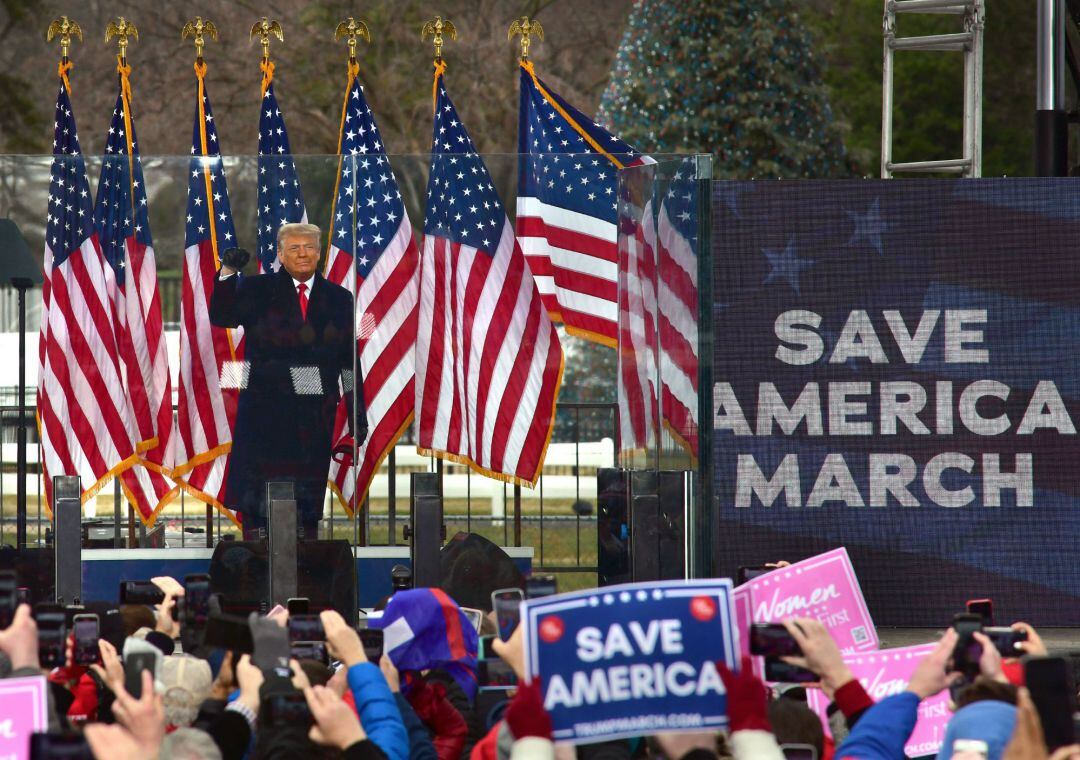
top-left (598, 0), bottom-right (849, 178)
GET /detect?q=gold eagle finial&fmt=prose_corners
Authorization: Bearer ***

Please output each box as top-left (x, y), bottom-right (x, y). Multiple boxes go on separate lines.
top-left (508, 16), bottom-right (543, 61)
top-left (181, 16), bottom-right (219, 59)
top-left (250, 17), bottom-right (283, 60)
top-left (421, 16), bottom-right (457, 61)
top-left (334, 17), bottom-right (371, 61)
top-left (105, 17), bottom-right (138, 61)
top-left (46, 16), bottom-right (83, 59)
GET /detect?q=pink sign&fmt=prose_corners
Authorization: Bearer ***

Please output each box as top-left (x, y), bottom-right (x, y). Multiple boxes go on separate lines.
top-left (738, 547), bottom-right (878, 654)
top-left (0, 675), bottom-right (49, 760)
top-left (805, 645), bottom-right (951, 758)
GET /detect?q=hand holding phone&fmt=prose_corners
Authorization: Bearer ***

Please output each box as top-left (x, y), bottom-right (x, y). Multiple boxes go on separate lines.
top-left (491, 588), bottom-right (524, 641)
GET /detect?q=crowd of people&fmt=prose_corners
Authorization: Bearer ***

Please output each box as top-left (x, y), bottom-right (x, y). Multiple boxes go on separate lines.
top-left (1, 576), bottom-right (1080, 760)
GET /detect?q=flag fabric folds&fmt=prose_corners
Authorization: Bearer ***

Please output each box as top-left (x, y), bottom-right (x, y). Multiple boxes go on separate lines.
top-left (92, 58), bottom-right (178, 521)
top-left (255, 61), bottom-right (307, 273)
top-left (516, 61), bottom-right (647, 349)
top-left (38, 61), bottom-right (145, 512)
top-left (416, 64), bottom-right (563, 487)
top-left (656, 160), bottom-right (700, 461)
top-left (174, 60), bottom-right (242, 521)
top-left (323, 61), bottom-right (419, 513)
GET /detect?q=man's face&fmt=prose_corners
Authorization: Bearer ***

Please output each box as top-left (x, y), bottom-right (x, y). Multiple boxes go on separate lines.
top-left (278, 233), bottom-right (320, 280)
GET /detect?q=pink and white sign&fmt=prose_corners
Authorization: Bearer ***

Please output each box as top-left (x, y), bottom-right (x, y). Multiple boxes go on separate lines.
top-left (0, 675), bottom-right (49, 760)
top-left (738, 548), bottom-right (878, 653)
top-left (806, 645), bottom-right (951, 758)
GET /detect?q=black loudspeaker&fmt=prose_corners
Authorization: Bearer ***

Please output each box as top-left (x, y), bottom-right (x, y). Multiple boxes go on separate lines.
top-left (208, 540), bottom-right (356, 623)
top-left (596, 468), bottom-right (630, 587)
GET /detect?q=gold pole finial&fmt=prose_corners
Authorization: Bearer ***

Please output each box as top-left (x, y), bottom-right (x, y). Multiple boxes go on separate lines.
top-left (105, 17), bottom-right (138, 63)
top-left (250, 17), bottom-right (283, 61)
top-left (46, 16), bottom-right (83, 60)
top-left (421, 16), bottom-right (457, 62)
top-left (508, 16), bottom-right (543, 61)
top-left (334, 17), bottom-right (371, 61)
top-left (181, 16), bottom-right (219, 60)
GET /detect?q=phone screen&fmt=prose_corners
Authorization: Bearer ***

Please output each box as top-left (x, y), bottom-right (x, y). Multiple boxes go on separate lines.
top-left (492, 589), bottom-right (524, 641)
top-left (183, 575), bottom-right (211, 626)
top-left (749, 623), bottom-right (802, 657)
top-left (288, 614), bottom-right (325, 643)
top-left (124, 653), bottom-right (157, 699)
top-left (1026, 657), bottom-right (1077, 749)
top-left (35, 604), bottom-right (66, 669)
top-left (360, 629), bottom-right (383, 661)
top-left (0, 571), bottom-right (16, 629)
top-left (291, 640), bottom-right (329, 665)
top-left (479, 658), bottom-right (517, 690)
top-left (764, 658), bottom-right (818, 684)
top-left (119, 581), bottom-right (164, 606)
top-left (72, 615), bottom-right (100, 665)
top-left (29, 732), bottom-right (93, 759)
top-left (525, 575), bottom-right (557, 600)
top-left (951, 614), bottom-right (984, 679)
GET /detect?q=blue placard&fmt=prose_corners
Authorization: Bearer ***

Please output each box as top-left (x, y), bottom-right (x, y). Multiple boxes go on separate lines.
top-left (521, 579), bottom-right (738, 744)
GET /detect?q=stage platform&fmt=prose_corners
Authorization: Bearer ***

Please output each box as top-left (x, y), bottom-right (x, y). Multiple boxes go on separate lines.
top-left (78, 546), bottom-right (533, 610)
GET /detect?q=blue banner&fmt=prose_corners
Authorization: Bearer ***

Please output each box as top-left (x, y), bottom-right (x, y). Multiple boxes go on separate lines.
top-left (711, 179), bottom-right (1080, 625)
top-left (521, 579), bottom-right (738, 744)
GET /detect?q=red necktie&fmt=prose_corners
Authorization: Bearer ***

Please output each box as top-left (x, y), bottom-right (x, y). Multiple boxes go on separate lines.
top-left (297, 282), bottom-right (309, 320)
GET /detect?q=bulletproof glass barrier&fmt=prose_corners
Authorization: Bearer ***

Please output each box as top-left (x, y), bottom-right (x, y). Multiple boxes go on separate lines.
top-left (615, 156), bottom-right (712, 582)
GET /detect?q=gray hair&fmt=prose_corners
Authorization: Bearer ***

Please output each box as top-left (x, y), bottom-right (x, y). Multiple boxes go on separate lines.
top-left (276, 222), bottom-right (321, 249)
top-left (159, 728), bottom-right (223, 760)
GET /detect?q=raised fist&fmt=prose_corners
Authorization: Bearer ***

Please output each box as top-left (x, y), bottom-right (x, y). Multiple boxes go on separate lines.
top-left (220, 247), bottom-right (251, 272)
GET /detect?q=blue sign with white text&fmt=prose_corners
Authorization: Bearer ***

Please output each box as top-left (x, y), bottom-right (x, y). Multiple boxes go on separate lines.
top-left (521, 579), bottom-right (738, 744)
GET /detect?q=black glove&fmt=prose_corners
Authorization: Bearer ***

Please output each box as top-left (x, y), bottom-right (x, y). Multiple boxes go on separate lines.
top-left (220, 247), bottom-right (251, 272)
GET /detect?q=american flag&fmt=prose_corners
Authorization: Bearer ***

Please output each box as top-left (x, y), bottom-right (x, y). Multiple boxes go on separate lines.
top-left (92, 69), bottom-right (179, 521)
top-left (37, 64), bottom-right (145, 512)
top-left (256, 70), bottom-right (306, 272)
top-left (616, 196), bottom-right (658, 460)
top-left (416, 67), bottom-right (563, 486)
top-left (174, 63), bottom-right (241, 521)
top-left (516, 62), bottom-right (647, 349)
top-left (656, 160), bottom-right (700, 461)
top-left (323, 65), bottom-right (418, 513)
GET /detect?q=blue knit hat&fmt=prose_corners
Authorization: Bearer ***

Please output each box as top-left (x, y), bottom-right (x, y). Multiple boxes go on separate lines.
top-left (935, 700), bottom-right (1017, 760)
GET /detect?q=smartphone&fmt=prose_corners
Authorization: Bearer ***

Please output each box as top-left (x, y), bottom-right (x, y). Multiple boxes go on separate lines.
top-left (492, 588), bottom-right (524, 641)
top-left (35, 603), bottom-right (67, 669)
top-left (202, 612), bottom-right (255, 654)
top-left (124, 651), bottom-right (157, 700)
top-left (479, 658), bottom-right (517, 690)
top-left (183, 574), bottom-right (211, 627)
top-left (71, 614), bottom-right (100, 666)
top-left (479, 634), bottom-right (496, 660)
top-left (28, 732), bottom-right (93, 759)
top-left (287, 597), bottom-right (310, 616)
top-left (737, 566), bottom-right (771, 585)
top-left (0, 570), bottom-right (16, 629)
top-left (764, 658), bottom-right (817, 684)
top-left (17, 587), bottom-right (31, 606)
top-left (265, 693), bottom-right (314, 728)
top-left (966, 599), bottom-right (994, 626)
top-left (119, 580), bottom-right (165, 606)
top-left (749, 623), bottom-right (803, 657)
top-left (291, 640), bottom-right (329, 665)
top-left (360, 628), bottom-right (383, 661)
top-left (288, 614), bottom-right (325, 643)
top-left (780, 745), bottom-right (818, 760)
top-left (983, 626), bottom-right (1028, 658)
top-left (461, 607), bottom-right (484, 632)
top-left (525, 575), bottom-right (557, 600)
top-left (1025, 656), bottom-right (1077, 749)
top-left (950, 613), bottom-right (983, 679)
